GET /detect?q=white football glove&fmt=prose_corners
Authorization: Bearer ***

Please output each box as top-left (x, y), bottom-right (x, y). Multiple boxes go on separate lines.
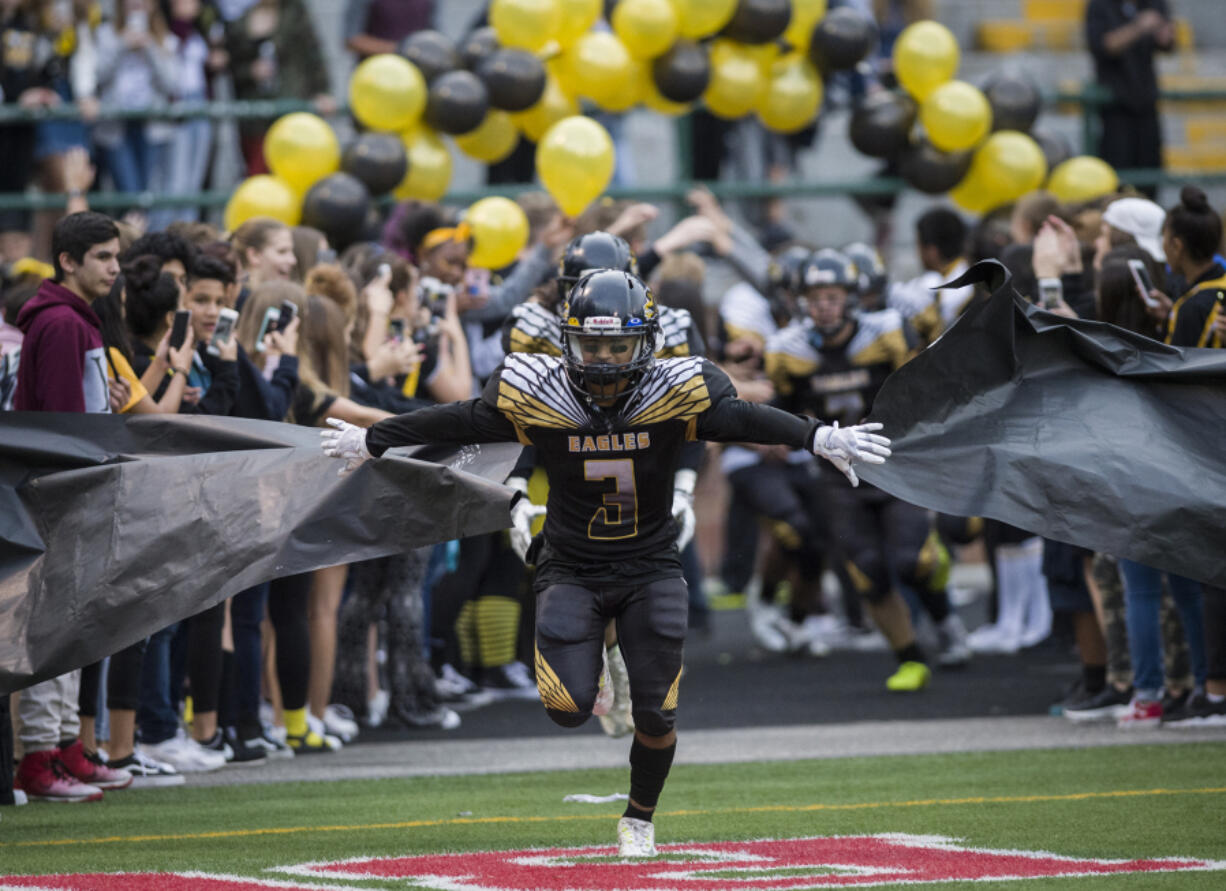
top-left (319, 417), bottom-right (372, 476)
top-left (507, 476), bottom-right (547, 562)
top-left (811, 421), bottom-right (892, 487)
top-left (672, 468), bottom-right (697, 551)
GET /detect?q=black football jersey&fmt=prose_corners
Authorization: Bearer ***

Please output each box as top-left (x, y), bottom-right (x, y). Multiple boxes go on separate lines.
top-left (367, 353), bottom-right (817, 564)
top-left (765, 310), bottom-right (910, 427)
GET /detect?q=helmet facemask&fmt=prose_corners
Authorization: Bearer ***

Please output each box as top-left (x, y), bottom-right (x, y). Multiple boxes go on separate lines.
top-left (563, 325), bottom-right (657, 404)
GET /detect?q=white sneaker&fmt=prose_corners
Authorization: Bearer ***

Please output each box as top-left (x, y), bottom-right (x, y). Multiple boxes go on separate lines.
top-left (306, 713), bottom-right (344, 751)
top-left (616, 816), bottom-right (657, 856)
top-left (936, 614), bottom-right (972, 667)
top-left (598, 645), bottom-right (634, 738)
top-left (323, 704), bottom-right (359, 744)
top-left (593, 648), bottom-right (614, 717)
top-left (139, 731), bottom-right (226, 773)
top-left (366, 690), bottom-right (390, 728)
top-left (110, 750), bottom-right (186, 788)
top-left (749, 604), bottom-right (793, 653)
top-left (12, 789), bottom-right (28, 805)
top-left (798, 615), bottom-right (832, 658)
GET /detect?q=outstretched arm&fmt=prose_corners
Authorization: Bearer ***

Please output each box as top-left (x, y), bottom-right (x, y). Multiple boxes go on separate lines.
top-left (695, 362), bottom-right (891, 486)
top-left (321, 398), bottom-right (521, 474)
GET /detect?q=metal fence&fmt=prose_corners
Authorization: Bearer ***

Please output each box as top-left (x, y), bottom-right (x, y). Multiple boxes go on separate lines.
top-left (0, 88), bottom-right (1223, 212)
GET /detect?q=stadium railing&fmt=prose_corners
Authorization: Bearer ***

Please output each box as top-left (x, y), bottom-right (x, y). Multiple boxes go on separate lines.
top-left (0, 88), bottom-right (1222, 212)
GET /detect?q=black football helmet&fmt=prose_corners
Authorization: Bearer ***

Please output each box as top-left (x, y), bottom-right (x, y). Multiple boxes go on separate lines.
top-left (798, 249), bottom-right (858, 292)
top-left (561, 269), bottom-right (660, 400)
top-left (843, 241), bottom-right (888, 308)
top-left (556, 231), bottom-right (638, 304)
top-left (767, 244), bottom-right (814, 302)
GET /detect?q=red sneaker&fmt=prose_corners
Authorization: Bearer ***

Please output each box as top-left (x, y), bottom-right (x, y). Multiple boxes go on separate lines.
top-left (1117, 697), bottom-right (1163, 729)
top-left (15, 749), bottom-right (104, 802)
top-left (57, 739), bottom-right (133, 790)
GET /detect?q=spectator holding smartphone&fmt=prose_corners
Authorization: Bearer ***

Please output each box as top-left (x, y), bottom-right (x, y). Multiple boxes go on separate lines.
top-left (1158, 187), bottom-right (1226, 348)
top-left (12, 211), bottom-right (134, 801)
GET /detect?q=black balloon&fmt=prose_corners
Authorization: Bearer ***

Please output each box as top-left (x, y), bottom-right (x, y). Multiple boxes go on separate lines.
top-left (341, 132), bottom-right (408, 197)
top-left (849, 91), bottom-right (917, 159)
top-left (652, 40), bottom-right (710, 103)
top-left (809, 7), bottom-right (878, 73)
top-left (460, 27), bottom-right (500, 71)
top-left (898, 139), bottom-right (974, 194)
top-left (1032, 127), bottom-right (1074, 172)
top-left (722, 0), bottom-right (792, 45)
top-left (400, 29), bottom-right (460, 84)
top-left (982, 70), bottom-right (1041, 133)
top-left (477, 48), bottom-right (546, 112)
top-left (424, 69), bottom-right (489, 135)
top-left (300, 173), bottom-right (371, 252)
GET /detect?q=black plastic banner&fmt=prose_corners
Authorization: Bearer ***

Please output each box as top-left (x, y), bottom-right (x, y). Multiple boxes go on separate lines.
top-left (860, 260), bottom-right (1226, 588)
top-left (0, 413), bottom-right (520, 693)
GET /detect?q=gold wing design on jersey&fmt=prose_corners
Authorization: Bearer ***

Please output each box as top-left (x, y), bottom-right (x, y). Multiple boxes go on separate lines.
top-left (534, 645), bottom-right (576, 712)
top-left (764, 321), bottom-right (819, 392)
top-left (655, 306), bottom-right (693, 358)
top-left (848, 309), bottom-right (911, 371)
top-left (497, 354), bottom-right (589, 429)
top-left (508, 302), bottom-right (563, 356)
top-left (621, 356), bottom-right (710, 425)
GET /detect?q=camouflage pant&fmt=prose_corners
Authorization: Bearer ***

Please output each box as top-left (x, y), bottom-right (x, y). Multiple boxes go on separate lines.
top-left (1092, 554), bottom-right (1192, 691)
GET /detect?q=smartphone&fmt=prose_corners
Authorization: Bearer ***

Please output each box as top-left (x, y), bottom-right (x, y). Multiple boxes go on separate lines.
top-left (1127, 259), bottom-right (1160, 309)
top-left (255, 306), bottom-right (279, 352)
top-left (388, 318), bottom-right (406, 342)
top-left (208, 307), bottom-right (239, 355)
top-left (169, 309), bottom-right (191, 350)
top-left (1038, 277), bottom-right (1063, 309)
top-left (275, 299), bottom-right (298, 332)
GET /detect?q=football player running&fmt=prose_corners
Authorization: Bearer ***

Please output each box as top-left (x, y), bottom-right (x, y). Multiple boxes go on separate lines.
top-left (322, 269), bottom-right (890, 856)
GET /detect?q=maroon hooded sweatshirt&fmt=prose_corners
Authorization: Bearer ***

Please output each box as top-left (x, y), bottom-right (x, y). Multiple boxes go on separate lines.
top-left (14, 279), bottom-right (110, 413)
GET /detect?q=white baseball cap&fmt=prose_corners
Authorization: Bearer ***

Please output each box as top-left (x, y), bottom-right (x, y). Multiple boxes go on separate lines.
top-left (1102, 197), bottom-right (1166, 263)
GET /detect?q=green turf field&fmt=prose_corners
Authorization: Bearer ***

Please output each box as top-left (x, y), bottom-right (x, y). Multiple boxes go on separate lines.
top-left (3, 741), bottom-right (1224, 888)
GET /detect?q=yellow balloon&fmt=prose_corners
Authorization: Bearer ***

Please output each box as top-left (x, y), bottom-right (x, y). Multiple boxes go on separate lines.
top-left (466, 196), bottom-right (531, 269)
top-left (1047, 156), bottom-right (1120, 203)
top-left (704, 39), bottom-right (766, 120)
top-left (613, 0), bottom-right (679, 60)
top-left (600, 59), bottom-right (650, 113)
top-left (224, 176), bottom-right (300, 231)
top-left (921, 80), bottom-right (991, 152)
top-left (263, 113), bottom-right (340, 193)
top-left (536, 115), bottom-right (615, 217)
top-left (554, 0), bottom-right (602, 48)
top-left (757, 54), bottom-right (822, 133)
top-left (511, 74), bottom-right (579, 142)
top-left (948, 173), bottom-right (993, 215)
top-left (783, 0), bottom-right (828, 51)
top-left (561, 32), bottom-right (635, 110)
top-left (894, 20), bottom-right (960, 101)
top-left (974, 131), bottom-right (1047, 206)
top-left (669, 0), bottom-right (737, 40)
top-left (395, 127), bottom-right (453, 201)
top-left (490, 0), bottom-right (560, 51)
top-left (348, 54), bottom-right (427, 133)
top-left (455, 110), bottom-right (520, 163)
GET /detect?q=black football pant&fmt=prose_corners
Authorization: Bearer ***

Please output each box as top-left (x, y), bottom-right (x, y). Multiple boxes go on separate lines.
top-left (817, 473), bottom-right (941, 610)
top-left (534, 577), bottom-right (688, 737)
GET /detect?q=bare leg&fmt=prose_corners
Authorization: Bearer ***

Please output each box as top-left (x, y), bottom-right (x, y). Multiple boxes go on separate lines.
top-left (309, 564), bottom-right (348, 719)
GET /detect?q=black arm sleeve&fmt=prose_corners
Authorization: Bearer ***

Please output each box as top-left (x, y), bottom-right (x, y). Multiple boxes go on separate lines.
top-left (694, 361), bottom-right (818, 449)
top-left (366, 397), bottom-right (519, 456)
top-left (509, 444), bottom-right (538, 479)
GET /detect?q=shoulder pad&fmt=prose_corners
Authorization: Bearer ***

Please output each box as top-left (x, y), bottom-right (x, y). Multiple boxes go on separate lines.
top-left (720, 282), bottom-right (776, 342)
top-left (657, 305), bottom-right (694, 357)
top-left (507, 301), bottom-right (563, 356)
top-left (620, 356), bottom-right (710, 425)
top-left (495, 353), bottom-right (589, 429)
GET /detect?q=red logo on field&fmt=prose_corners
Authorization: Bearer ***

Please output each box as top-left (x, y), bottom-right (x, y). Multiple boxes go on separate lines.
top-left (6, 836), bottom-right (1225, 890)
top-left (277, 834), bottom-right (1226, 889)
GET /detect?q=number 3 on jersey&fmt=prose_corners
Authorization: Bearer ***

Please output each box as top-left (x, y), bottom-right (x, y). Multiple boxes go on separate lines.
top-left (584, 458), bottom-right (638, 540)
